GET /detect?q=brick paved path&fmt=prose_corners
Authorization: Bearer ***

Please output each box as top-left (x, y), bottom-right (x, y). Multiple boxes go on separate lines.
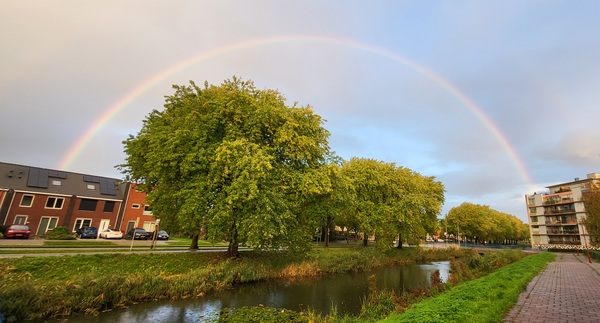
top-left (504, 253), bottom-right (600, 323)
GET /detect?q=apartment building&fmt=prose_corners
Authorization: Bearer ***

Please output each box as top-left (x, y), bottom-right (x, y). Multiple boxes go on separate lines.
top-left (525, 172), bottom-right (600, 250)
top-left (0, 162), bottom-right (155, 238)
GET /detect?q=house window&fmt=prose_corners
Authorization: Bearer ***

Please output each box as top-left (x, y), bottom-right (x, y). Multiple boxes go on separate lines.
top-left (45, 197), bottom-right (64, 209)
top-left (143, 205), bottom-right (152, 215)
top-left (531, 216), bottom-right (538, 223)
top-left (20, 195), bottom-right (34, 207)
top-left (14, 215), bottom-right (28, 225)
top-left (103, 201), bottom-right (115, 213)
top-left (132, 204), bottom-right (140, 209)
top-left (79, 199), bottom-right (98, 211)
top-left (73, 218), bottom-right (92, 231)
top-left (529, 207), bottom-right (536, 214)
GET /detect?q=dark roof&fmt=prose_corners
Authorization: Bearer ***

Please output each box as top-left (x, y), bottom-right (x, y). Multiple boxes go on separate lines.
top-left (0, 162), bottom-right (124, 200)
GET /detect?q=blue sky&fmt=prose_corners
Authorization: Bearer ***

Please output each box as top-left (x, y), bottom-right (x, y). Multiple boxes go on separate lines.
top-left (2, 1), bottom-right (600, 222)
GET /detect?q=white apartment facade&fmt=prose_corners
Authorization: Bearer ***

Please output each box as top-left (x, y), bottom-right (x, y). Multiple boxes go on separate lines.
top-left (525, 172), bottom-right (600, 250)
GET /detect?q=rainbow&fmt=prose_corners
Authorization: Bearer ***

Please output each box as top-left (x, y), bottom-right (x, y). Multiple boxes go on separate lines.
top-left (56, 35), bottom-right (534, 188)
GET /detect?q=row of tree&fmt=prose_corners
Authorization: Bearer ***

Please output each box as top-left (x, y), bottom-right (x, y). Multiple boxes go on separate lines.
top-left (444, 202), bottom-right (530, 244)
top-left (120, 77), bottom-right (524, 257)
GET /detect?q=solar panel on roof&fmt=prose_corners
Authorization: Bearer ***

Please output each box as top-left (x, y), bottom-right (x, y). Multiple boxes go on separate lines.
top-left (26, 168), bottom-right (49, 188)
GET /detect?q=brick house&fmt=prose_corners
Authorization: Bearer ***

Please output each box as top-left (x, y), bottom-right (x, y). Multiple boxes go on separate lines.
top-left (0, 162), bottom-right (155, 238)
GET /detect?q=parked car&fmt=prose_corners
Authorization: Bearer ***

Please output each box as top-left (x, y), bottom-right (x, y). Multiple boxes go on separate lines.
top-left (75, 226), bottom-right (98, 239)
top-left (125, 228), bottom-right (150, 240)
top-left (155, 230), bottom-right (169, 240)
top-left (5, 225), bottom-right (31, 239)
top-left (99, 228), bottom-right (123, 239)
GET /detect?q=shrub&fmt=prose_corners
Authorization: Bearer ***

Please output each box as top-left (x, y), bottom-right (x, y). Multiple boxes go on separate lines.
top-left (44, 227), bottom-right (76, 240)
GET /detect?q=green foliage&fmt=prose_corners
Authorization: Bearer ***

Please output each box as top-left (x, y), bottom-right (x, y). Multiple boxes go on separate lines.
top-left (120, 77), bottom-right (334, 257)
top-left (338, 158), bottom-right (445, 249)
top-left (219, 306), bottom-right (309, 323)
top-left (386, 252), bottom-right (555, 322)
top-left (445, 202), bottom-right (528, 244)
top-left (44, 226), bottom-right (76, 240)
top-left (582, 184), bottom-right (600, 246)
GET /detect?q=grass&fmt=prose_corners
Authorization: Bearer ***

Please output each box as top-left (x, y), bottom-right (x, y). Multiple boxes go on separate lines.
top-left (0, 246), bottom-right (470, 321)
top-left (381, 252), bottom-right (555, 322)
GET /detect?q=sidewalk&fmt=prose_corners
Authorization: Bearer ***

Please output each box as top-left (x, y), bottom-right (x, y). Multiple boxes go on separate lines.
top-left (504, 252), bottom-right (600, 322)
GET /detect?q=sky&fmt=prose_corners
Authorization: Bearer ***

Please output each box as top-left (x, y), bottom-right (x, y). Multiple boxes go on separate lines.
top-left (2, 1), bottom-right (600, 223)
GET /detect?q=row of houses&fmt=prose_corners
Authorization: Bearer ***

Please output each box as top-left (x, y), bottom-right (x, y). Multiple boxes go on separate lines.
top-left (0, 161), bottom-right (155, 238)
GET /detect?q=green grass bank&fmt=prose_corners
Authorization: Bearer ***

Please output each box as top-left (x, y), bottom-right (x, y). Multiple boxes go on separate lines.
top-left (0, 246), bottom-right (468, 322)
top-left (381, 252), bottom-right (555, 323)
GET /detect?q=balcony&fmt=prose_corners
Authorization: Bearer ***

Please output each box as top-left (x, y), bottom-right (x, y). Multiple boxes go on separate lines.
top-left (546, 229), bottom-right (579, 235)
top-left (544, 219), bottom-right (578, 225)
top-left (548, 240), bottom-right (581, 245)
top-left (544, 208), bottom-right (576, 215)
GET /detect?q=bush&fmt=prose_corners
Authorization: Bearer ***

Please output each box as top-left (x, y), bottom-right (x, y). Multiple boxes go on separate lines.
top-left (44, 227), bottom-right (76, 240)
top-left (0, 225), bottom-right (9, 236)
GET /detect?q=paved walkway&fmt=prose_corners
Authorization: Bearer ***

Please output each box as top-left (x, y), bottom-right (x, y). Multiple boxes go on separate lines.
top-left (504, 252), bottom-right (600, 322)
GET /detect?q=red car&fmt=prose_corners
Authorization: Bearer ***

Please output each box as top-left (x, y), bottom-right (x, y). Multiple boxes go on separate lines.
top-left (5, 225), bottom-right (31, 239)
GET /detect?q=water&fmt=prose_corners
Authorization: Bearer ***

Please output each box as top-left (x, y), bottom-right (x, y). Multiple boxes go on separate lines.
top-left (44, 261), bottom-right (449, 323)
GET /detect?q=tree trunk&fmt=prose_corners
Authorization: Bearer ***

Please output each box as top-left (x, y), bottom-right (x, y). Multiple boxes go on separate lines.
top-left (190, 234), bottom-right (199, 250)
top-left (362, 234), bottom-right (368, 247)
top-left (397, 233), bottom-right (403, 249)
top-left (324, 216), bottom-right (332, 247)
top-left (226, 220), bottom-right (239, 258)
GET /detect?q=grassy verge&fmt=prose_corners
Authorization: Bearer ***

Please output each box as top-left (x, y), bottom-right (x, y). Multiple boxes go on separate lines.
top-left (215, 249), bottom-right (534, 322)
top-left (381, 252), bottom-right (555, 322)
top-left (0, 246), bottom-right (468, 322)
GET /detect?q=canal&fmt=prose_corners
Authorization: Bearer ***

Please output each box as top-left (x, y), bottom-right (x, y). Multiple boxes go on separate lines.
top-left (47, 261), bottom-right (450, 322)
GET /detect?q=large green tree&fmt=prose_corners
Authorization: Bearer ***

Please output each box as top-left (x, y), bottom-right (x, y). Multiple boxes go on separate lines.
top-left (120, 77), bottom-right (334, 257)
top-left (338, 157), bottom-right (444, 249)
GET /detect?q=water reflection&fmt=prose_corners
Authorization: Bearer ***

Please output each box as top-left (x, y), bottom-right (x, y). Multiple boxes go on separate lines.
top-left (45, 261), bottom-right (449, 323)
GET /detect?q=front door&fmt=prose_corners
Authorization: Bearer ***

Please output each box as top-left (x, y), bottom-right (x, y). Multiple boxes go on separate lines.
top-left (99, 219), bottom-right (110, 232)
top-left (36, 217), bottom-right (58, 236)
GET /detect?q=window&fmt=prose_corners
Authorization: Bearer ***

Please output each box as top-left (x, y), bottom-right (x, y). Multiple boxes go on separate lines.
top-left (52, 180), bottom-right (62, 186)
top-left (531, 216), bottom-right (538, 223)
top-left (73, 218), bottom-right (92, 231)
top-left (14, 215), bottom-right (27, 225)
top-left (143, 205), bottom-right (152, 215)
top-left (103, 201), bottom-right (115, 212)
top-left (87, 184), bottom-right (96, 190)
top-left (132, 204), bottom-right (140, 209)
top-left (46, 197), bottom-right (64, 209)
top-left (20, 195), bottom-right (34, 207)
top-left (79, 199), bottom-right (98, 211)
top-left (529, 207), bottom-right (537, 214)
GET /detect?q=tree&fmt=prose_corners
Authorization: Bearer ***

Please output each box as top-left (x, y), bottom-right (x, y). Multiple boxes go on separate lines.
top-left (120, 77), bottom-right (334, 257)
top-left (446, 202), bottom-right (527, 244)
top-left (338, 158), bottom-right (444, 250)
top-left (582, 183), bottom-right (600, 246)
